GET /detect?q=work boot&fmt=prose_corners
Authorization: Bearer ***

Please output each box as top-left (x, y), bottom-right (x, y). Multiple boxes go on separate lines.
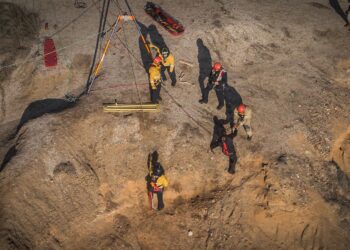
top-left (228, 168), bottom-right (235, 174)
top-left (171, 82), bottom-right (176, 87)
top-left (216, 104), bottom-right (224, 110)
top-left (247, 136), bottom-right (252, 141)
top-left (199, 99), bottom-right (207, 104)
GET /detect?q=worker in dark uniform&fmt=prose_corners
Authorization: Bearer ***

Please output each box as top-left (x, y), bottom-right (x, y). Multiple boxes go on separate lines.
top-left (223, 85), bottom-right (243, 124)
top-left (199, 62), bottom-right (228, 110)
top-left (146, 151), bottom-right (169, 210)
top-left (210, 116), bottom-right (238, 174)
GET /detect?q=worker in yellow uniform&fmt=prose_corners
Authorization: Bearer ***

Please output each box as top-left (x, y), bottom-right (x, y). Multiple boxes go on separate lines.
top-left (149, 56), bottom-right (162, 103)
top-left (146, 151), bottom-right (169, 210)
top-left (149, 44), bottom-right (176, 86)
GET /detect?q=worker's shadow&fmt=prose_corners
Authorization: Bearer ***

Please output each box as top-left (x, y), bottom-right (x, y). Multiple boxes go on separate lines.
top-left (148, 24), bottom-right (172, 82)
top-left (136, 21), bottom-right (171, 82)
top-left (136, 21), bottom-right (170, 71)
top-left (197, 38), bottom-right (212, 95)
top-left (329, 0), bottom-right (349, 25)
top-left (148, 24), bottom-right (168, 51)
top-left (136, 20), bottom-right (152, 72)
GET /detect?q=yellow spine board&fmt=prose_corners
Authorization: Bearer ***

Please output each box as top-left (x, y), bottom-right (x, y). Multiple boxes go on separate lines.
top-left (103, 103), bottom-right (159, 112)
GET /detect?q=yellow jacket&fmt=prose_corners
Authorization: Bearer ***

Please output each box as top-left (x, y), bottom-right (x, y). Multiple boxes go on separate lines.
top-left (149, 63), bottom-right (161, 90)
top-left (162, 54), bottom-right (175, 72)
top-left (149, 43), bottom-right (175, 72)
top-left (156, 175), bottom-right (169, 188)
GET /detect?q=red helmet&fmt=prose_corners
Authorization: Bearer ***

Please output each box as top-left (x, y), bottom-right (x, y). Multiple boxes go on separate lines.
top-left (237, 104), bottom-right (246, 114)
top-left (213, 62), bottom-right (222, 71)
top-left (153, 56), bottom-right (162, 64)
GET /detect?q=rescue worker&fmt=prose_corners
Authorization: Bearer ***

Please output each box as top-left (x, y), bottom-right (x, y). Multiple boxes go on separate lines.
top-left (210, 116), bottom-right (228, 146)
top-left (223, 85), bottom-right (242, 124)
top-left (210, 116), bottom-right (238, 174)
top-left (146, 152), bottom-right (169, 210)
top-left (149, 56), bottom-right (162, 103)
top-left (160, 47), bottom-right (176, 86)
top-left (199, 62), bottom-right (228, 110)
top-left (149, 44), bottom-right (176, 86)
top-left (233, 103), bottom-right (253, 140)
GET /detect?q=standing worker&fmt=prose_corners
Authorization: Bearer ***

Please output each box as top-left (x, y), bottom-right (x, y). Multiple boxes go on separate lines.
top-left (149, 56), bottom-right (163, 103)
top-left (233, 103), bottom-right (253, 140)
top-left (149, 44), bottom-right (177, 86)
top-left (199, 62), bottom-right (228, 110)
top-left (160, 47), bottom-right (176, 86)
top-left (146, 151), bottom-right (169, 210)
top-left (210, 116), bottom-right (238, 174)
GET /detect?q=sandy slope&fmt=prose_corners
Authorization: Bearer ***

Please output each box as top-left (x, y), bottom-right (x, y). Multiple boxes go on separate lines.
top-left (0, 0), bottom-right (350, 249)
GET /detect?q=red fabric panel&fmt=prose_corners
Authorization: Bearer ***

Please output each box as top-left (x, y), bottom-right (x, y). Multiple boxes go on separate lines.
top-left (44, 38), bottom-right (57, 67)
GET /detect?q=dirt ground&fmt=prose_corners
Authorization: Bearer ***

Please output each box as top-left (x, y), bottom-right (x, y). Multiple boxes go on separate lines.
top-left (0, 0), bottom-right (350, 249)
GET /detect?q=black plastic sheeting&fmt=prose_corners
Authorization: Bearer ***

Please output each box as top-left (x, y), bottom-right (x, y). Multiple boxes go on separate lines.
top-left (0, 145), bottom-right (17, 172)
top-left (329, 0), bottom-right (349, 25)
top-left (1, 98), bottom-right (77, 171)
top-left (16, 98), bottom-right (76, 133)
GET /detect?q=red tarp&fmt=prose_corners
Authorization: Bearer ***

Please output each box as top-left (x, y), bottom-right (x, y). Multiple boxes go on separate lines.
top-left (44, 38), bottom-right (57, 67)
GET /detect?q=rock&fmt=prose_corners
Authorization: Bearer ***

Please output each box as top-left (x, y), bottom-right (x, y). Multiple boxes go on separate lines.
top-left (188, 230), bottom-right (193, 237)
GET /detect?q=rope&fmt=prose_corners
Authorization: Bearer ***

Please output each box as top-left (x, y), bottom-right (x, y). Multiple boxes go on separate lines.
top-left (112, 0), bottom-right (123, 12)
top-left (85, 0), bottom-right (109, 94)
top-left (0, 28), bottom-right (113, 71)
top-left (49, 0), bottom-right (100, 38)
top-left (124, 0), bottom-right (152, 56)
top-left (93, 0), bottom-right (144, 68)
top-left (120, 0), bottom-right (211, 134)
top-left (86, 14), bottom-right (120, 94)
top-left (162, 87), bottom-right (211, 134)
top-left (101, 0), bottom-right (111, 35)
top-left (119, 3), bottom-right (144, 112)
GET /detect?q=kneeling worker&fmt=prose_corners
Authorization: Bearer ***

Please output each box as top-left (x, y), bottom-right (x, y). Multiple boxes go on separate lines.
top-left (146, 152), bottom-right (169, 210)
top-left (149, 56), bottom-right (163, 103)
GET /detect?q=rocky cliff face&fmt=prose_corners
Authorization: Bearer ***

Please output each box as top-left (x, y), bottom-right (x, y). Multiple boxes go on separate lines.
top-left (0, 0), bottom-right (350, 249)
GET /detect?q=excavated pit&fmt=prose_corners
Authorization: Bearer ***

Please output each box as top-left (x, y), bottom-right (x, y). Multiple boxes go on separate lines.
top-left (1, 0), bottom-right (350, 249)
